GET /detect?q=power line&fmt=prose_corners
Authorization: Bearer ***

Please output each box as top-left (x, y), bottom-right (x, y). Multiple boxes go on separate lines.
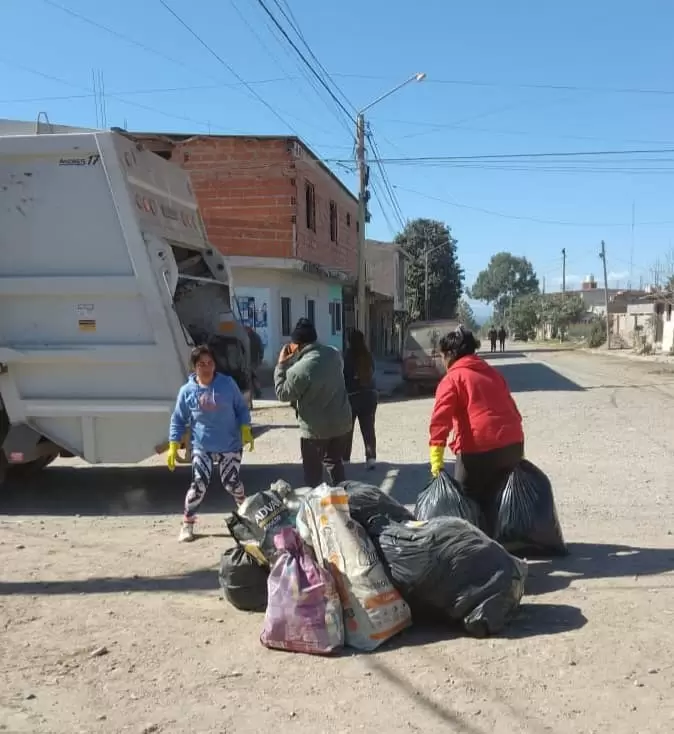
top-left (269, 0), bottom-right (355, 117)
top-left (395, 186), bottom-right (674, 228)
top-left (367, 129), bottom-right (405, 229)
top-left (38, 0), bottom-right (223, 83)
top-left (325, 147), bottom-right (674, 165)
top-left (158, 0), bottom-right (304, 137)
top-left (330, 72), bottom-right (674, 97)
top-left (377, 118), bottom-right (674, 148)
top-left (369, 180), bottom-right (398, 238)
top-left (252, 0), bottom-right (356, 125)
top-left (239, 0), bottom-right (354, 141)
top-left (0, 78), bottom-right (302, 105)
top-left (0, 57), bottom-right (246, 132)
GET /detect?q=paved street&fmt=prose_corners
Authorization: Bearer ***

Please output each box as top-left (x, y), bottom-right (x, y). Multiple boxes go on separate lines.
top-left (1, 347), bottom-right (674, 734)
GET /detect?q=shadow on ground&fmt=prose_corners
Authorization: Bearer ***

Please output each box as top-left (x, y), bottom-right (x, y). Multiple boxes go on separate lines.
top-left (482, 351), bottom-right (527, 360)
top-left (526, 541), bottom-right (674, 595)
top-left (0, 460), bottom-right (434, 517)
top-left (495, 361), bottom-right (584, 392)
top-left (252, 423), bottom-right (298, 439)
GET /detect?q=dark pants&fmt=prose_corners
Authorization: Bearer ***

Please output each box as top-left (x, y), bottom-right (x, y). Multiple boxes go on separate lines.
top-left (344, 391), bottom-right (378, 462)
top-left (300, 433), bottom-right (349, 488)
top-left (454, 441), bottom-right (524, 537)
top-left (499, 338), bottom-right (506, 352)
top-left (490, 339), bottom-right (497, 353)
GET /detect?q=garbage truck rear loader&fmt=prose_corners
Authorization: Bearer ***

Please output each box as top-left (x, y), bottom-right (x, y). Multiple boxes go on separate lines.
top-left (0, 129), bottom-right (251, 484)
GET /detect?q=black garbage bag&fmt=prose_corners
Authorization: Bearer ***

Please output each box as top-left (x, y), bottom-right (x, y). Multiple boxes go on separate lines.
top-left (226, 488), bottom-right (295, 566)
top-left (493, 459), bottom-right (567, 557)
top-left (218, 546), bottom-right (269, 612)
top-left (341, 480), bottom-right (414, 531)
top-left (415, 470), bottom-right (484, 528)
top-left (375, 517), bottom-right (528, 637)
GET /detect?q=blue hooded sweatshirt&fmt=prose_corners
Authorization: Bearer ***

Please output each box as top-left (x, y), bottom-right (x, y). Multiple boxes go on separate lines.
top-left (169, 373), bottom-right (251, 454)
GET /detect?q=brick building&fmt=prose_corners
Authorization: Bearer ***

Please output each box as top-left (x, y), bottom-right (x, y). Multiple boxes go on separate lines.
top-left (129, 133), bottom-right (359, 365)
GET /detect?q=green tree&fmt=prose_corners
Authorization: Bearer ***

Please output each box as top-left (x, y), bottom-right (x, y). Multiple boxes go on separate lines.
top-left (396, 218), bottom-right (464, 321)
top-left (469, 252), bottom-right (540, 318)
top-left (457, 299), bottom-right (480, 332)
top-left (509, 294), bottom-right (541, 341)
top-left (541, 294), bottom-right (586, 339)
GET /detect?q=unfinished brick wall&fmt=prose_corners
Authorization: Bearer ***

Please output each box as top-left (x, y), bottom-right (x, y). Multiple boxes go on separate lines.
top-left (166, 135), bottom-right (358, 276)
top-left (171, 136), bottom-right (295, 258)
top-left (294, 153), bottom-right (358, 276)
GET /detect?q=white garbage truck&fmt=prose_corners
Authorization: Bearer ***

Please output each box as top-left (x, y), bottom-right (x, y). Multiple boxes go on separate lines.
top-left (0, 127), bottom-right (252, 484)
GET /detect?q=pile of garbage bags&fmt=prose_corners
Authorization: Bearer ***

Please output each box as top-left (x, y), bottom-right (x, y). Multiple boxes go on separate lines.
top-left (416, 461), bottom-right (567, 557)
top-left (218, 457), bottom-right (565, 655)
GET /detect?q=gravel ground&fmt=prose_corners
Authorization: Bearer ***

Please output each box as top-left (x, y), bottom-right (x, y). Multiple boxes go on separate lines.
top-left (1, 348), bottom-right (674, 734)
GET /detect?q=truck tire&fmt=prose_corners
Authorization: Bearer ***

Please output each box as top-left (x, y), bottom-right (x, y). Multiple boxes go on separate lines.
top-left (8, 452), bottom-right (59, 478)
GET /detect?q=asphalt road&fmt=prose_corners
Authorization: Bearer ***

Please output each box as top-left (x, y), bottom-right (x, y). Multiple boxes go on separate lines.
top-left (1, 347), bottom-right (673, 734)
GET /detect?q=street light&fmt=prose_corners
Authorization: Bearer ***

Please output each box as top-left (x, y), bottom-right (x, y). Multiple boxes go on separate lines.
top-left (355, 73), bottom-right (426, 341)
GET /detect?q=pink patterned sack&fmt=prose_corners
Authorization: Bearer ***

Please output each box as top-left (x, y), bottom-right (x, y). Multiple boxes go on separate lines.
top-left (260, 527), bottom-right (344, 655)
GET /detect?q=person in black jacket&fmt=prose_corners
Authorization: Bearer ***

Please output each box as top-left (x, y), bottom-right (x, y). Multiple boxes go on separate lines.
top-left (342, 329), bottom-right (378, 469)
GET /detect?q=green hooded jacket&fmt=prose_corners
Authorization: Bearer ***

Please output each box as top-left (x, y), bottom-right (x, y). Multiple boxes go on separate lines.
top-left (274, 342), bottom-right (352, 439)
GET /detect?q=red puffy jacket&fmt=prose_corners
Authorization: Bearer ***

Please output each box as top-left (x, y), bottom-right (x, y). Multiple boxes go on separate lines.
top-left (429, 354), bottom-right (523, 455)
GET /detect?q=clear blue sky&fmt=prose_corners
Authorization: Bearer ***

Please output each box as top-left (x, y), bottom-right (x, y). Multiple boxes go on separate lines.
top-left (4, 0), bottom-right (674, 310)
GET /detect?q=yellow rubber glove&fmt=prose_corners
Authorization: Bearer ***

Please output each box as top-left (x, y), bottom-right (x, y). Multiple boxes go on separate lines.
top-left (241, 425), bottom-right (254, 452)
top-left (429, 445), bottom-right (445, 478)
top-left (167, 441), bottom-right (180, 472)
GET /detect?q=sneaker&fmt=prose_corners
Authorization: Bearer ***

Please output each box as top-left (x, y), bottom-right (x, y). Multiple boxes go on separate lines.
top-left (178, 522), bottom-right (195, 543)
top-left (366, 458), bottom-right (376, 471)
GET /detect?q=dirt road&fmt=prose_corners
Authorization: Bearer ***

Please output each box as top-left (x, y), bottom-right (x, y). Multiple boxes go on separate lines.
top-left (2, 348), bottom-right (674, 734)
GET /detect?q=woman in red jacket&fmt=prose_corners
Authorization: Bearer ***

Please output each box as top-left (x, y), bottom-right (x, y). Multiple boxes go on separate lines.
top-left (429, 326), bottom-right (524, 535)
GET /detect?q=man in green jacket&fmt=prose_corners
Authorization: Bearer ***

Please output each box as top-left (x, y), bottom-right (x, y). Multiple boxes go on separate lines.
top-left (274, 318), bottom-right (352, 487)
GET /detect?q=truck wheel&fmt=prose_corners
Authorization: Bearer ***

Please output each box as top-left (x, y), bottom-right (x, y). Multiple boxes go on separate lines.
top-left (0, 451), bottom-right (7, 488)
top-left (8, 452), bottom-right (59, 478)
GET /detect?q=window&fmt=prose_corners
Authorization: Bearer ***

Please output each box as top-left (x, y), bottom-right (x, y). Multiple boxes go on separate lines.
top-left (330, 301), bottom-right (342, 335)
top-left (346, 212), bottom-right (351, 227)
top-left (329, 200), bottom-right (338, 242)
top-left (306, 298), bottom-right (316, 325)
top-left (281, 297), bottom-right (292, 337)
top-left (305, 181), bottom-right (316, 231)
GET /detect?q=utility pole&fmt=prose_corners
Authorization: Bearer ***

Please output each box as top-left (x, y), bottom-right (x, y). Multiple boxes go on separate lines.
top-left (424, 244), bottom-right (429, 320)
top-left (353, 73), bottom-right (426, 344)
top-left (355, 113), bottom-right (368, 341)
top-left (561, 248), bottom-right (567, 294)
top-left (599, 240), bottom-right (611, 349)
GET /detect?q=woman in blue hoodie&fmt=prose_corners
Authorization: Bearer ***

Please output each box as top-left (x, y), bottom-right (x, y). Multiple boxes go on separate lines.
top-left (168, 345), bottom-right (254, 543)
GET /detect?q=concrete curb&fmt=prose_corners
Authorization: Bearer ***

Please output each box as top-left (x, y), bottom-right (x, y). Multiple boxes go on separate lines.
top-left (580, 347), bottom-right (674, 366)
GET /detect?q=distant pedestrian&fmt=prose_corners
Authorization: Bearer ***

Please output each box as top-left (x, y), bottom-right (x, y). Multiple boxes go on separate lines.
top-left (274, 318), bottom-right (352, 487)
top-left (488, 327), bottom-right (498, 353)
top-left (342, 329), bottom-right (378, 470)
top-left (498, 326), bottom-right (507, 352)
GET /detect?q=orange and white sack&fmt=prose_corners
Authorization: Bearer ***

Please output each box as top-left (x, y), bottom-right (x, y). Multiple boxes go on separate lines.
top-left (296, 484), bottom-right (411, 651)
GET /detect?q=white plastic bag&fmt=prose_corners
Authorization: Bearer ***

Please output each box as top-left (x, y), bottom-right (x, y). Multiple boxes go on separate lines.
top-left (296, 484), bottom-right (411, 651)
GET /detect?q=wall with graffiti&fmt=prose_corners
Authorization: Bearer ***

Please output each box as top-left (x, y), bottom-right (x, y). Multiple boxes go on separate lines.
top-left (236, 287), bottom-right (271, 363)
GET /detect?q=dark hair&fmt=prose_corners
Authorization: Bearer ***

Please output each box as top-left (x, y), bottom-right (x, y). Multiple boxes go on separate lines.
top-left (190, 344), bottom-right (216, 369)
top-left (291, 318), bottom-right (318, 346)
top-left (347, 329), bottom-right (374, 383)
top-left (438, 325), bottom-right (481, 361)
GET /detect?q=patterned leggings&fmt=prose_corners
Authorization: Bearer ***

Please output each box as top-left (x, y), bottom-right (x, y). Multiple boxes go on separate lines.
top-left (184, 451), bottom-right (245, 522)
